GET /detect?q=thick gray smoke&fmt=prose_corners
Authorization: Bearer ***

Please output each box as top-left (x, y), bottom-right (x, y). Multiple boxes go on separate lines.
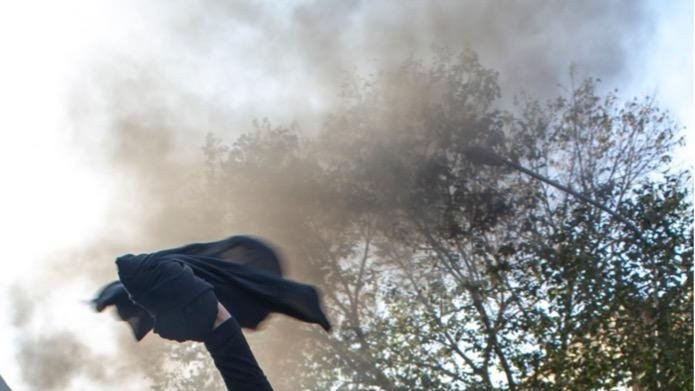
top-left (17, 332), bottom-right (96, 390)
top-left (148, 0), bottom-right (653, 107)
top-left (12, 1), bottom-right (660, 390)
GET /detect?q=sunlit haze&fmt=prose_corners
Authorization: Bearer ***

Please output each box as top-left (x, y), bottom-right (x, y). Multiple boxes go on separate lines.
top-left (0, 1), bottom-right (691, 389)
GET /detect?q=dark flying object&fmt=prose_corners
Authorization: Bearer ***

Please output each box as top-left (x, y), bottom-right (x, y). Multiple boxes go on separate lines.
top-left (93, 235), bottom-right (331, 341)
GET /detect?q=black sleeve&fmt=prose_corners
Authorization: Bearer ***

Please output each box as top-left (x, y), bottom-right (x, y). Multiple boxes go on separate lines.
top-left (204, 316), bottom-right (274, 391)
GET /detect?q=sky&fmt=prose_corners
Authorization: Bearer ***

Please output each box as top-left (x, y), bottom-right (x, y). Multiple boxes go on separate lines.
top-left (0, 1), bottom-right (692, 390)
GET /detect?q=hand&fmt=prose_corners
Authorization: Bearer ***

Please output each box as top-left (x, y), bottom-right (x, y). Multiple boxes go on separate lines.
top-left (213, 302), bottom-right (231, 330)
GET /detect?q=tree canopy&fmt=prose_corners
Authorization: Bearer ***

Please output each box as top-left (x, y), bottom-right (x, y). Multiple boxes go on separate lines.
top-left (155, 50), bottom-right (692, 391)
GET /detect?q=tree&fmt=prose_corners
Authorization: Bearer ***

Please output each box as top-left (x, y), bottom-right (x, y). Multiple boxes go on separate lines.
top-left (506, 79), bottom-right (691, 391)
top-left (158, 49), bottom-right (692, 391)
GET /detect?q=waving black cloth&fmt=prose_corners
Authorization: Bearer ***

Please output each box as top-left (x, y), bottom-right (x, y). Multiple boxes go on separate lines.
top-left (93, 236), bottom-right (331, 341)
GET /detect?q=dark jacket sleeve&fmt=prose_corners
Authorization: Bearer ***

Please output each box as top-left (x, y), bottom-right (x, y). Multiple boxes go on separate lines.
top-left (205, 317), bottom-right (274, 391)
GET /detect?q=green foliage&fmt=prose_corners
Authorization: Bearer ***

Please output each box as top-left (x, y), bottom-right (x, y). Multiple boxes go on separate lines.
top-left (160, 50), bottom-right (691, 391)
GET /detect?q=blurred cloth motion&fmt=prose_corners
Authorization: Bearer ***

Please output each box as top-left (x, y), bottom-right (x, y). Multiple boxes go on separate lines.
top-left (92, 235), bottom-right (331, 390)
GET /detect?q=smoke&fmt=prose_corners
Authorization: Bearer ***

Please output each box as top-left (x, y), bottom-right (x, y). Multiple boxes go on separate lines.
top-left (148, 0), bottom-right (653, 106)
top-left (9, 286), bottom-right (34, 328)
top-left (17, 332), bottom-right (95, 390)
top-left (10, 0), bottom-right (660, 390)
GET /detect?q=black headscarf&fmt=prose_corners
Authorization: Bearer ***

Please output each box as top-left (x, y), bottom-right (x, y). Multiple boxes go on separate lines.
top-left (93, 236), bottom-right (331, 341)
